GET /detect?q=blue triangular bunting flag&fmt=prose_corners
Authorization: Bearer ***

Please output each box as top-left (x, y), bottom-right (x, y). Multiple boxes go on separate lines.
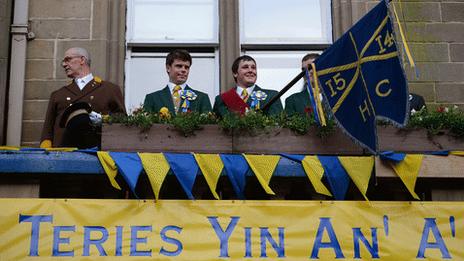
top-left (109, 152), bottom-right (143, 198)
top-left (318, 156), bottom-right (350, 200)
top-left (220, 154), bottom-right (248, 199)
top-left (164, 153), bottom-right (199, 200)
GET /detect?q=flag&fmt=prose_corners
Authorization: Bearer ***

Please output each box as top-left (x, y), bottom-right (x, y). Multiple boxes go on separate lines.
top-left (313, 0), bottom-right (408, 153)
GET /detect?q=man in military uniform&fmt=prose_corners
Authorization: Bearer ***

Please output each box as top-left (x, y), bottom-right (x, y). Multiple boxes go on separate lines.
top-left (40, 47), bottom-right (126, 148)
top-left (213, 55), bottom-right (283, 117)
top-left (143, 49), bottom-right (212, 114)
top-left (284, 53), bottom-right (320, 116)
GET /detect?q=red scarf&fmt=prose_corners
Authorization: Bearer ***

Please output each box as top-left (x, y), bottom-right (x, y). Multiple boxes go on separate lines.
top-left (220, 88), bottom-right (249, 115)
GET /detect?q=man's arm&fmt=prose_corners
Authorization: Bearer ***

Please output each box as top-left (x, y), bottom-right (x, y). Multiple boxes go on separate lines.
top-left (198, 93), bottom-right (212, 113)
top-left (265, 90), bottom-right (283, 116)
top-left (40, 93), bottom-right (57, 148)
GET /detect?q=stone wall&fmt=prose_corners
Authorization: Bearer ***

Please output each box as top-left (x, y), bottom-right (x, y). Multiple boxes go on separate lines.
top-left (22, 0), bottom-right (125, 146)
top-left (0, 0), bottom-right (12, 144)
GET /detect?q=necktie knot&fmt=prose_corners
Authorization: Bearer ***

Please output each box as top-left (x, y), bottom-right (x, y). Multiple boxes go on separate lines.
top-left (241, 89), bottom-right (249, 102)
top-left (173, 85), bottom-right (182, 98)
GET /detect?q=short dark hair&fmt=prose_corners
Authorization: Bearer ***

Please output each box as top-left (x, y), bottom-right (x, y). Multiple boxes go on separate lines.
top-left (166, 49), bottom-right (192, 66)
top-left (231, 55), bottom-right (256, 75)
top-left (301, 53), bottom-right (320, 63)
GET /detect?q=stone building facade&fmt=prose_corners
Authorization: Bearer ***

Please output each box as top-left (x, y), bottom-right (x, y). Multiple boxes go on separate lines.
top-left (0, 0), bottom-right (463, 146)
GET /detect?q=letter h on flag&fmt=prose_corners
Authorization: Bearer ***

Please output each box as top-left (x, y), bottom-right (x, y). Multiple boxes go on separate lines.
top-left (313, 0), bottom-right (408, 153)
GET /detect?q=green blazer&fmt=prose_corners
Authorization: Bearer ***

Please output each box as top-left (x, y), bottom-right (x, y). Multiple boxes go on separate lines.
top-left (143, 85), bottom-right (212, 114)
top-left (213, 85), bottom-right (283, 118)
top-left (284, 89), bottom-right (311, 116)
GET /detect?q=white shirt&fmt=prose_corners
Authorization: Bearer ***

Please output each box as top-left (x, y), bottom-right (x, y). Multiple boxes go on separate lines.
top-left (236, 85), bottom-right (255, 97)
top-left (168, 82), bottom-right (187, 94)
top-left (75, 73), bottom-right (94, 90)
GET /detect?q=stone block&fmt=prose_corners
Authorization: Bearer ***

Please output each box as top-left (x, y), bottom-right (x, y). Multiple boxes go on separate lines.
top-left (395, 2), bottom-right (441, 22)
top-left (408, 82), bottom-right (435, 102)
top-left (29, 0), bottom-right (90, 19)
top-left (436, 83), bottom-right (464, 103)
top-left (23, 100), bottom-right (48, 121)
top-left (409, 43), bottom-right (449, 62)
top-left (405, 63), bottom-right (464, 82)
top-left (25, 60), bottom-right (54, 80)
top-left (27, 40), bottom-right (54, 59)
top-left (0, 17), bottom-right (10, 58)
top-left (56, 40), bottom-right (108, 79)
top-left (24, 80), bottom-right (69, 100)
top-left (92, 0), bottom-right (110, 40)
top-left (30, 19), bottom-right (90, 39)
top-left (406, 23), bottom-right (464, 42)
top-left (450, 44), bottom-right (464, 62)
top-left (442, 3), bottom-right (464, 22)
top-left (21, 121), bottom-right (43, 143)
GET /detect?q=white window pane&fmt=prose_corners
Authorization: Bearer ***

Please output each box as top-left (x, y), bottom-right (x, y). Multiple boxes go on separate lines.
top-left (128, 0), bottom-right (218, 43)
top-left (240, 0), bottom-right (332, 44)
top-left (245, 51), bottom-right (321, 104)
top-left (125, 53), bottom-right (219, 112)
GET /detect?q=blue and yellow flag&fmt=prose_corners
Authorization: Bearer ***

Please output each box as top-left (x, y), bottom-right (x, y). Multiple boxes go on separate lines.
top-left (314, 0), bottom-right (408, 153)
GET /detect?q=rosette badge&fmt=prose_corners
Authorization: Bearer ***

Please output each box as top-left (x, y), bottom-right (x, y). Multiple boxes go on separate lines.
top-left (180, 90), bottom-right (197, 113)
top-left (250, 90), bottom-right (268, 110)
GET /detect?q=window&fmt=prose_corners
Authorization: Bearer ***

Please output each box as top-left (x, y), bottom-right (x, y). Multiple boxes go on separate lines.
top-left (125, 0), bottom-right (333, 111)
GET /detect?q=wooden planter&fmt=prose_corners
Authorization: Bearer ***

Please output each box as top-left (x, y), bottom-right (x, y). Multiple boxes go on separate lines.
top-left (102, 124), bottom-right (464, 154)
top-left (102, 124), bottom-right (232, 153)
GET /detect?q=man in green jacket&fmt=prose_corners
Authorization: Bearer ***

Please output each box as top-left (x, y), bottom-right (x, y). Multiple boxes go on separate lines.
top-left (284, 53), bottom-right (320, 116)
top-left (143, 49), bottom-right (212, 114)
top-left (213, 55), bottom-right (283, 117)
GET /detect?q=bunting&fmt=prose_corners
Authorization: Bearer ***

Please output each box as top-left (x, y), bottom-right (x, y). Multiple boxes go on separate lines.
top-left (194, 154), bottom-right (224, 200)
top-left (302, 156), bottom-right (332, 197)
top-left (389, 154), bottom-right (423, 200)
top-left (338, 156), bottom-right (374, 201)
top-left (164, 153), bottom-right (199, 200)
top-left (138, 153), bottom-right (170, 200)
top-left (243, 154), bottom-right (280, 195)
top-left (96, 151), bottom-right (121, 190)
top-left (109, 152), bottom-right (144, 198)
top-left (318, 156), bottom-right (351, 200)
top-left (220, 154), bottom-right (248, 199)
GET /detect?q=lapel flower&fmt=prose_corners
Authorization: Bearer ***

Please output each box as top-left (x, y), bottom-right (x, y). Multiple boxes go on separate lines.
top-left (159, 107), bottom-right (171, 119)
top-left (250, 90), bottom-right (267, 101)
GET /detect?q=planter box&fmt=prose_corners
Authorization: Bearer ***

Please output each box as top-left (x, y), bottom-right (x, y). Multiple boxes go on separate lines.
top-left (102, 124), bottom-right (464, 154)
top-left (378, 126), bottom-right (464, 152)
top-left (102, 124), bottom-right (232, 153)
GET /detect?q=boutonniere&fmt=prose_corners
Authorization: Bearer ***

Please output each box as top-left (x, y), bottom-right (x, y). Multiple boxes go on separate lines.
top-left (180, 90), bottom-right (198, 112)
top-left (159, 107), bottom-right (171, 119)
top-left (250, 90), bottom-right (268, 110)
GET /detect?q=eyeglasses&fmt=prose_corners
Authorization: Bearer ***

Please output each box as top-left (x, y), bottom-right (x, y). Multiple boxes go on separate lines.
top-left (62, 55), bottom-right (82, 63)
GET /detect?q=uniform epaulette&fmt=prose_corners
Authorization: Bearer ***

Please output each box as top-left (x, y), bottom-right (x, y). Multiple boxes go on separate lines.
top-left (94, 76), bottom-right (102, 83)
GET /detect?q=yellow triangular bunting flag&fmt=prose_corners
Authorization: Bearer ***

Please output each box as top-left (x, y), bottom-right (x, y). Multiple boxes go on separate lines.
top-left (243, 154), bottom-right (280, 195)
top-left (302, 156), bottom-right (332, 197)
top-left (0, 146), bottom-right (19, 150)
top-left (97, 151), bottom-right (121, 190)
top-left (338, 156), bottom-right (374, 201)
top-left (138, 153), bottom-right (170, 200)
top-left (46, 147), bottom-right (78, 152)
top-left (194, 153), bottom-right (224, 200)
top-left (450, 151), bottom-right (464, 156)
top-left (390, 154), bottom-right (423, 200)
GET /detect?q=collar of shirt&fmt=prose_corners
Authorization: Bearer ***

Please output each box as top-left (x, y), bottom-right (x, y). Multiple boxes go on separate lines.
top-left (75, 73), bottom-right (94, 90)
top-left (168, 82), bottom-right (187, 94)
top-left (236, 85), bottom-right (255, 97)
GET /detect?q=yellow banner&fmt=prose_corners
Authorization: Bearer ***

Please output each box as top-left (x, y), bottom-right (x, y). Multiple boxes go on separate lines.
top-left (0, 199), bottom-right (463, 260)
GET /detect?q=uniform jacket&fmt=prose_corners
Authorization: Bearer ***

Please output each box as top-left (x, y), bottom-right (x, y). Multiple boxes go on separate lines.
top-left (41, 78), bottom-right (126, 146)
top-left (143, 85), bottom-right (212, 114)
top-left (213, 85), bottom-right (283, 118)
top-left (284, 89), bottom-right (311, 116)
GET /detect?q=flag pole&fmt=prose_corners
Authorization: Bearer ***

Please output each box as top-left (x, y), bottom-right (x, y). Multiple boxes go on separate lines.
top-left (260, 71), bottom-right (305, 112)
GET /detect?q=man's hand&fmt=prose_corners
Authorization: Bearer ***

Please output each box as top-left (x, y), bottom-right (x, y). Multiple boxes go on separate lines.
top-left (89, 111), bottom-right (102, 126)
